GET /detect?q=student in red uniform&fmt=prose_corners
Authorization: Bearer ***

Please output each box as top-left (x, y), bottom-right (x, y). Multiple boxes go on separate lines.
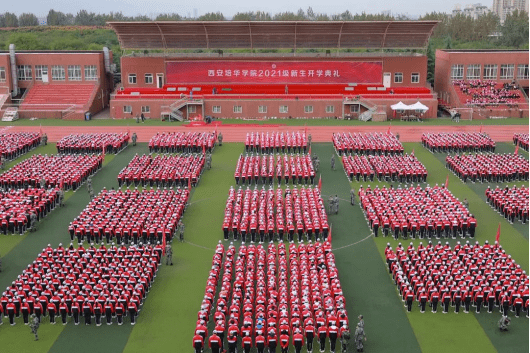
top-left (318, 323), bottom-right (328, 352)
top-left (256, 330), bottom-right (267, 353)
top-left (293, 329), bottom-right (305, 353)
top-left (280, 332), bottom-right (290, 353)
top-left (268, 329), bottom-right (278, 353)
top-left (47, 301), bottom-right (57, 324)
top-left (328, 324), bottom-right (339, 353)
top-left (209, 332), bottom-right (222, 353)
top-left (193, 333), bottom-right (205, 353)
top-left (242, 331), bottom-right (253, 353)
top-left (305, 320), bottom-right (316, 353)
top-left (227, 332), bottom-right (238, 353)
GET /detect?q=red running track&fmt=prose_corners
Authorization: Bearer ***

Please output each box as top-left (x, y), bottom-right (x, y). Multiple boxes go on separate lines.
top-left (5, 124), bottom-right (528, 143)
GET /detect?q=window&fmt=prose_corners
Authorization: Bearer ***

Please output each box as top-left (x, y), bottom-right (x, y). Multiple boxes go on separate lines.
top-left (304, 105), bottom-right (314, 113)
top-left (34, 65), bottom-right (48, 81)
top-left (483, 64), bottom-right (498, 80)
top-left (128, 74), bottom-right (137, 84)
top-left (326, 105), bottom-right (334, 113)
top-left (466, 64), bottom-right (481, 80)
top-left (517, 64), bottom-right (529, 80)
top-left (0, 67), bottom-right (6, 82)
top-left (84, 65), bottom-right (98, 81)
top-left (17, 65), bottom-right (32, 81)
top-left (350, 105), bottom-right (360, 113)
top-left (233, 105), bottom-right (242, 113)
top-left (68, 65), bottom-right (82, 81)
top-left (500, 64), bottom-right (515, 80)
top-left (258, 105), bottom-right (267, 113)
top-left (394, 72), bottom-right (403, 83)
top-left (141, 106), bottom-right (150, 113)
top-left (279, 105), bottom-right (288, 113)
top-left (144, 74), bottom-right (153, 84)
top-left (123, 105), bottom-right (132, 113)
top-left (51, 66), bottom-right (65, 81)
top-left (450, 65), bottom-right (464, 80)
top-left (212, 106), bottom-right (221, 113)
top-left (411, 73), bottom-right (420, 83)
top-left (188, 105), bottom-right (196, 113)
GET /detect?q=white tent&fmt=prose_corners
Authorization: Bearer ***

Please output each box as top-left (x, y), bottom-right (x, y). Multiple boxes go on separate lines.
top-left (409, 101), bottom-right (429, 111)
top-left (390, 101), bottom-right (410, 110)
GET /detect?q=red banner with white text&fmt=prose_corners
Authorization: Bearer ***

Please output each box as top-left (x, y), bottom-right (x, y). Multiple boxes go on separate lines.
top-left (166, 61), bottom-right (382, 84)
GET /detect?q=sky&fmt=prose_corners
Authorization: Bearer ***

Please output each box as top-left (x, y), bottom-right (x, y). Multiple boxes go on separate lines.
top-left (4, 0), bottom-right (476, 19)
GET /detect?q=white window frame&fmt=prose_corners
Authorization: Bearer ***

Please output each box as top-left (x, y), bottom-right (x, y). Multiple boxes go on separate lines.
top-left (128, 74), bottom-right (137, 84)
top-left (17, 65), bottom-right (32, 81)
top-left (34, 65), bottom-right (48, 81)
top-left (0, 66), bottom-right (6, 82)
top-left (212, 106), bottom-right (221, 113)
top-left (517, 64), bottom-right (529, 80)
top-left (188, 105), bottom-right (196, 113)
top-left (233, 105), bottom-right (242, 113)
top-left (350, 105), bottom-right (360, 113)
top-left (68, 65), bottom-right (82, 81)
top-left (466, 64), bottom-right (481, 80)
top-left (144, 73), bottom-right (153, 84)
top-left (325, 105), bottom-right (334, 113)
top-left (483, 64), bottom-right (498, 80)
top-left (411, 72), bottom-right (420, 83)
top-left (279, 105), bottom-right (288, 113)
top-left (450, 65), bottom-right (464, 80)
top-left (141, 106), bottom-right (150, 113)
top-left (258, 105), bottom-right (267, 113)
top-left (84, 65), bottom-right (98, 81)
top-left (51, 65), bottom-right (65, 81)
top-left (500, 64), bottom-right (515, 80)
top-left (304, 105), bottom-right (314, 113)
top-left (123, 105), bottom-right (132, 113)
top-left (394, 72), bottom-right (403, 83)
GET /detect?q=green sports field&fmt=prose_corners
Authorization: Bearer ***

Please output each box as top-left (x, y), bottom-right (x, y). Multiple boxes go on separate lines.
top-left (0, 136), bottom-right (528, 353)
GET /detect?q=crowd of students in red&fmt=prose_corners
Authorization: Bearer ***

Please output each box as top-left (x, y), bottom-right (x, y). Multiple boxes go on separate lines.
top-left (359, 185), bottom-right (476, 240)
top-left (1, 188), bottom-right (60, 235)
top-left (421, 132), bottom-right (495, 153)
top-left (245, 132), bottom-right (308, 154)
top-left (68, 189), bottom-right (188, 245)
top-left (56, 133), bottom-right (130, 154)
top-left (385, 240), bottom-right (529, 316)
top-left (0, 243), bottom-right (162, 326)
top-left (235, 154), bottom-right (315, 186)
top-left (223, 186), bottom-right (329, 244)
top-left (149, 132), bottom-right (217, 153)
top-left (0, 154), bottom-right (103, 190)
top-left (193, 241), bottom-right (349, 353)
top-left (486, 185), bottom-right (529, 224)
top-left (446, 153), bottom-right (529, 183)
top-left (117, 154), bottom-right (205, 188)
top-left (453, 79), bottom-right (522, 107)
top-left (343, 154), bottom-right (427, 183)
top-left (332, 132), bottom-right (403, 156)
top-left (0, 132), bottom-right (41, 161)
top-left (513, 133), bottom-right (529, 152)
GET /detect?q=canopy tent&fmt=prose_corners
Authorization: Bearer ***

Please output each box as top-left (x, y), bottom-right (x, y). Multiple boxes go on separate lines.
top-left (409, 101), bottom-right (429, 111)
top-left (390, 101), bottom-right (410, 110)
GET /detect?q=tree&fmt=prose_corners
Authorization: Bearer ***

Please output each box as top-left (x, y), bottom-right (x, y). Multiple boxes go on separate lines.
top-left (6, 33), bottom-right (43, 50)
top-left (426, 40), bottom-right (436, 85)
top-left (75, 10), bottom-right (100, 25)
top-left (3, 12), bottom-right (19, 27)
top-left (254, 11), bottom-right (272, 21)
top-left (47, 10), bottom-right (72, 26)
top-left (232, 12), bottom-right (253, 21)
top-left (156, 13), bottom-right (182, 21)
top-left (306, 7), bottom-right (315, 20)
top-left (499, 10), bottom-right (529, 48)
top-left (198, 12), bottom-right (225, 21)
top-left (19, 13), bottom-right (39, 27)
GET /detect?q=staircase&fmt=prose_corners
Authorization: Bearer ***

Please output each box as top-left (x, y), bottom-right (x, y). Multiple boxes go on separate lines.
top-left (358, 107), bottom-right (376, 121)
top-left (162, 97), bottom-right (203, 122)
top-left (2, 107), bottom-right (18, 122)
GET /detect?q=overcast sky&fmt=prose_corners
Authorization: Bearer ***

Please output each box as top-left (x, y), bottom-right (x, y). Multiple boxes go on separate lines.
top-left (4, 0), bottom-right (473, 18)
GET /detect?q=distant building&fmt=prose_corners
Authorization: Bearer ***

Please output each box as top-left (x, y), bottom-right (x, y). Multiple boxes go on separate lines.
top-left (492, 0), bottom-right (529, 23)
top-left (37, 17), bottom-right (47, 26)
top-left (452, 3), bottom-right (491, 19)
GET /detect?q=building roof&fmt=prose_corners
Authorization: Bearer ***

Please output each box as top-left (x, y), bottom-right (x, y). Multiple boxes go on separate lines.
top-left (108, 21), bottom-right (439, 50)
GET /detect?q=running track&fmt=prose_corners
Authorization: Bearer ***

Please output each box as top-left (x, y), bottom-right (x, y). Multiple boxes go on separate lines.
top-left (7, 124), bottom-right (528, 143)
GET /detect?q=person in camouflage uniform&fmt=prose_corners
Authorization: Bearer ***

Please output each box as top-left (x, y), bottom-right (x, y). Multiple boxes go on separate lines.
top-left (40, 177), bottom-right (46, 189)
top-left (206, 153), bottom-right (212, 170)
top-left (333, 195), bottom-right (340, 214)
top-left (218, 132), bottom-right (223, 146)
top-left (30, 314), bottom-right (40, 340)
top-left (354, 323), bottom-right (366, 352)
top-left (29, 212), bottom-right (37, 232)
top-left (498, 315), bottom-right (511, 331)
top-left (179, 220), bottom-right (185, 242)
top-left (58, 188), bottom-right (65, 207)
top-left (331, 154), bottom-right (336, 170)
top-left (341, 325), bottom-right (350, 353)
top-left (132, 132), bottom-right (137, 146)
top-left (308, 133), bottom-right (312, 146)
top-left (350, 189), bottom-right (356, 206)
top-left (42, 133), bottom-right (48, 146)
top-left (165, 245), bottom-right (173, 265)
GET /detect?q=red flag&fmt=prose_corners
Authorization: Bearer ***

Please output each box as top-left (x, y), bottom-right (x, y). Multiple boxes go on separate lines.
top-left (479, 124), bottom-right (483, 133)
top-left (309, 145), bottom-right (312, 156)
top-left (411, 149), bottom-right (415, 156)
top-left (162, 234), bottom-right (167, 255)
top-left (59, 178), bottom-right (64, 190)
top-left (445, 175), bottom-right (449, 188)
top-left (327, 224), bottom-right (332, 243)
top-left (127, 125), bottom-right (130, 135)
top-left (102, 141), bottom-right (105, 159)
top-left (188, 175), bottom-right (192, 189)
top-left (515, 144), bottom-right (519, 155)
top-left (202, 143), bottom-right (206, 155)
top-left (304, 125), bottom-right (308, 135)
top-left (39, 124), bottom-right (43, 136)
top-left (496, 222), bottom-right (501, 243)
top-left (387, 125), bottom-right (391, 134)
top-left (318, 175), bottom-right (322, 191)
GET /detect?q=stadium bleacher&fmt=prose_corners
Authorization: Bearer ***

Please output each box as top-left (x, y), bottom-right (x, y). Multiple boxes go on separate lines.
top-left (453, 80), bottom-right (527, 108)
top-left (20, 84), bottom-right (96, 110)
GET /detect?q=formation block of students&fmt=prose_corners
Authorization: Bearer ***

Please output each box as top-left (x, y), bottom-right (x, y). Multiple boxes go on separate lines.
top-left (385, 240), bottom-right (529, 316)
top-left (513, 133), bottom-right (529, 152)
top-left (194, 241), bottom-right (350, 353)
top-left (421, 132), bottom-right (495, 153)
top-left (245, 131), bottom-right (308, 154)
top-left (56, 133), bottom-right (130, 154)
top-left (359, 184), bottom-right (476, 240)
top-left (222, 186), bottom-right (329, 243)
top-left (0, 187), bottom-right (61, 235)
top-left (343, 153), bottom-right (427, 183)
top-left (68, 188), bottom-right (189, 245)
top-left (446, 153), bottom-right (529, 183)
top-left (117, 154), bottom-right (205, 188)
top-left (486, 185), bottom-right (529, 224)
top-left (0, 154), bottom-right (103, 190)
top-left (0, 132), bottom-right (41, 161)
top-left (333, 132), bottom-right (404, 156)
top-left (234, 154), bottom-right (315, 185)
top-left (0, 243), bottom-right (162, 326)
top-left (148, 132), bottom-right (217, 153)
